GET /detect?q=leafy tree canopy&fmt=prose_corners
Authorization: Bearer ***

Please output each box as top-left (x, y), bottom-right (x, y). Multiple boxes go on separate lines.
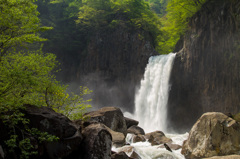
top-left (0, 0), bottom-right (52, 56)
top-left (76, 0), bottom-right (162, 47)
top-left (158, 0), bottom-right (207, 53)
top-left (0, 0), bottom-right (91, 157)
top-left (148, 0), bottom-right (168, 16)
top-left (0, 50), bottom-right (91, 120)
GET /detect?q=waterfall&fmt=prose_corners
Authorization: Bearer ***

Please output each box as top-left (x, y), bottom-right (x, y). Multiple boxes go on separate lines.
top-left (134, 53), bottom-right (176, 133)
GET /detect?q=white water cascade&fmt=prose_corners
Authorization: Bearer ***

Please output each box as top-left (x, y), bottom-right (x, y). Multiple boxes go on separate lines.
top-left (134, 53), bottom-right (176, 133)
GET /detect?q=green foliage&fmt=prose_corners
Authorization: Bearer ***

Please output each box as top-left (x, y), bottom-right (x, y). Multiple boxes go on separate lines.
top-left (77, 5), bottom-right (109, 30)
top-left (0, 0), bottom-right (52, 56)
top-left (76, 0), bottom-right (162, 47)
top-left (0, 49), bottom-right (92, 119)
top-left (51, 86), bottom-right (92, 120)
top-left (0, 50), bottom-right (92, 158)
top-left (0, 49), bottom-right (92, 158)
top-left (0, 0), bottom-right (92, 158)
top-left (157, 0), bottom-right (207, 53)
top-left (0, 50), bottom-right (57, 109)
top-left (148, 0), bottom-right (168, 16)
top-left (37, 0), bottom-right (210, 57)
top-left (5, 128), bottom-right (59, 159)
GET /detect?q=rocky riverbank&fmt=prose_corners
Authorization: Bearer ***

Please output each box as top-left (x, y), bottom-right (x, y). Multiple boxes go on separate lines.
top-left (1, 105), bottom-right (240, 159)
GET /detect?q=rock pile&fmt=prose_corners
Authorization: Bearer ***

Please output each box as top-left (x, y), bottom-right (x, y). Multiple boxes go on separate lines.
top-left (0, 105), bottom-right (183, 159)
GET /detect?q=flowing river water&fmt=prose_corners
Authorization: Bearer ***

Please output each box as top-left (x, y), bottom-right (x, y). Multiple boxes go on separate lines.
top-left (113, 53), bottom-right (188, 159)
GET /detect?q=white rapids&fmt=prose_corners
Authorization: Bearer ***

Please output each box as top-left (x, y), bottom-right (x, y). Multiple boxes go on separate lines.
top-left (112, 133), bottom-right (188, 159)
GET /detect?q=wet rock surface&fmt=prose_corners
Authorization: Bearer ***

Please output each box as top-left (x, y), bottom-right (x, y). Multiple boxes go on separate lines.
top-left (81, 123), bottom-right (112, 159)
top-left (145, 131), bottom-right (172, 146)
top-left (182, 112), bottom-right (240, 159)
top-left (132, 134), bottom-right (146, 143)
top-left (124, 117), bottom-right (139, 129)
top-left (84, 107), bottom-right (127, 135)
top-left (127, 125), bottom-right (145, 135)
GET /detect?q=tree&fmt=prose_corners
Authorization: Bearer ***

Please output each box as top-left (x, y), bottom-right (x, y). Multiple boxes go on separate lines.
top-left (0, 0), bottom-right (52, 56)
top-left (0, 49), bottom-right (92, 158)
top-left (76, 0), bottom-right (162, 47)
top-left (148, 0), bottom-right (168, 16)
top-left (0, 50), bottom-right (91, 120)
top-left (0, 0), bottom-right (91, 157)
top-left (158, 0), bottom-right (207, 54)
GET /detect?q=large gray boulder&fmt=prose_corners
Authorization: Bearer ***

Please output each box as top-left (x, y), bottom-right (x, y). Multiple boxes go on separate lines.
top-left (0, 105), bottom-right (83, 159)
top-left (81, 123), bottom-right (112, 159)
top-left (24, 104), bottom-right (80, 140)
top-left (84, 107), bottom-right (127, 135)
top-left (182, 112), bottom-right (240, 159)
top-left (75, 119), bottom-right (126, 147)
top-left (23, 105), bottom-right (83, 159)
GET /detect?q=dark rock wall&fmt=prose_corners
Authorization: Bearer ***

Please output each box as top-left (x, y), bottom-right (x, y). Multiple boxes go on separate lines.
top-left (66, 24), bottom-right (157, 112)
top-left (168, 0), bottom-right (240, 132)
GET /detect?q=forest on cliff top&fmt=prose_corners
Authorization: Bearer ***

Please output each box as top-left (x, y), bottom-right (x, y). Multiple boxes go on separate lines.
top-left (37, 0), bottom-right (206, 56)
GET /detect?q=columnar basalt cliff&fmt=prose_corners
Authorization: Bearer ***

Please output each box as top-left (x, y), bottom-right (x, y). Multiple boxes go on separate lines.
top-left (65, 24), bottom-right (157, 111)
top-left (168, 0), bottom-right (240, 132)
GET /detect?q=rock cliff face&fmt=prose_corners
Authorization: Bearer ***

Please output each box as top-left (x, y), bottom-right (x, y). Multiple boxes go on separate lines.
top-left (168, 0), bottom-right (240, 132)
top-left (64, 24), bottom-right (157, 112)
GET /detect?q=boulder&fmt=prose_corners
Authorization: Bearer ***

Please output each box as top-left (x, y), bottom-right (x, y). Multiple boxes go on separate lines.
top-left (23, 105), bottom-right (83, 159)
top-left (145, 131), bottom-right (172, 146)
top-left (0, 105), bottom-right (83, 159)
top-left (158, 143), bottom-right (182, 150)
top-left (127, 125), bottom-right (145, 135)
top-left (75, 119), bottom-right (126, 147)
top-left (181, 112), bottom-right (240, 159)
top-left (124, 117), bottom-right (139, 128)
top-left (81, 123), bottom-right (112, 159)
top-left (84, 107), bottom-right (127, 135)
top-left (116, 146), bottom-right (141, 159)
top-left (111, 151), bottom-right (130, 159)
top-left (132, 134), bottom-right (146, 143)
top-left (24, 104), bottom-right (79, 139)
top-left (105, 126), bottom-right (126, 147)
